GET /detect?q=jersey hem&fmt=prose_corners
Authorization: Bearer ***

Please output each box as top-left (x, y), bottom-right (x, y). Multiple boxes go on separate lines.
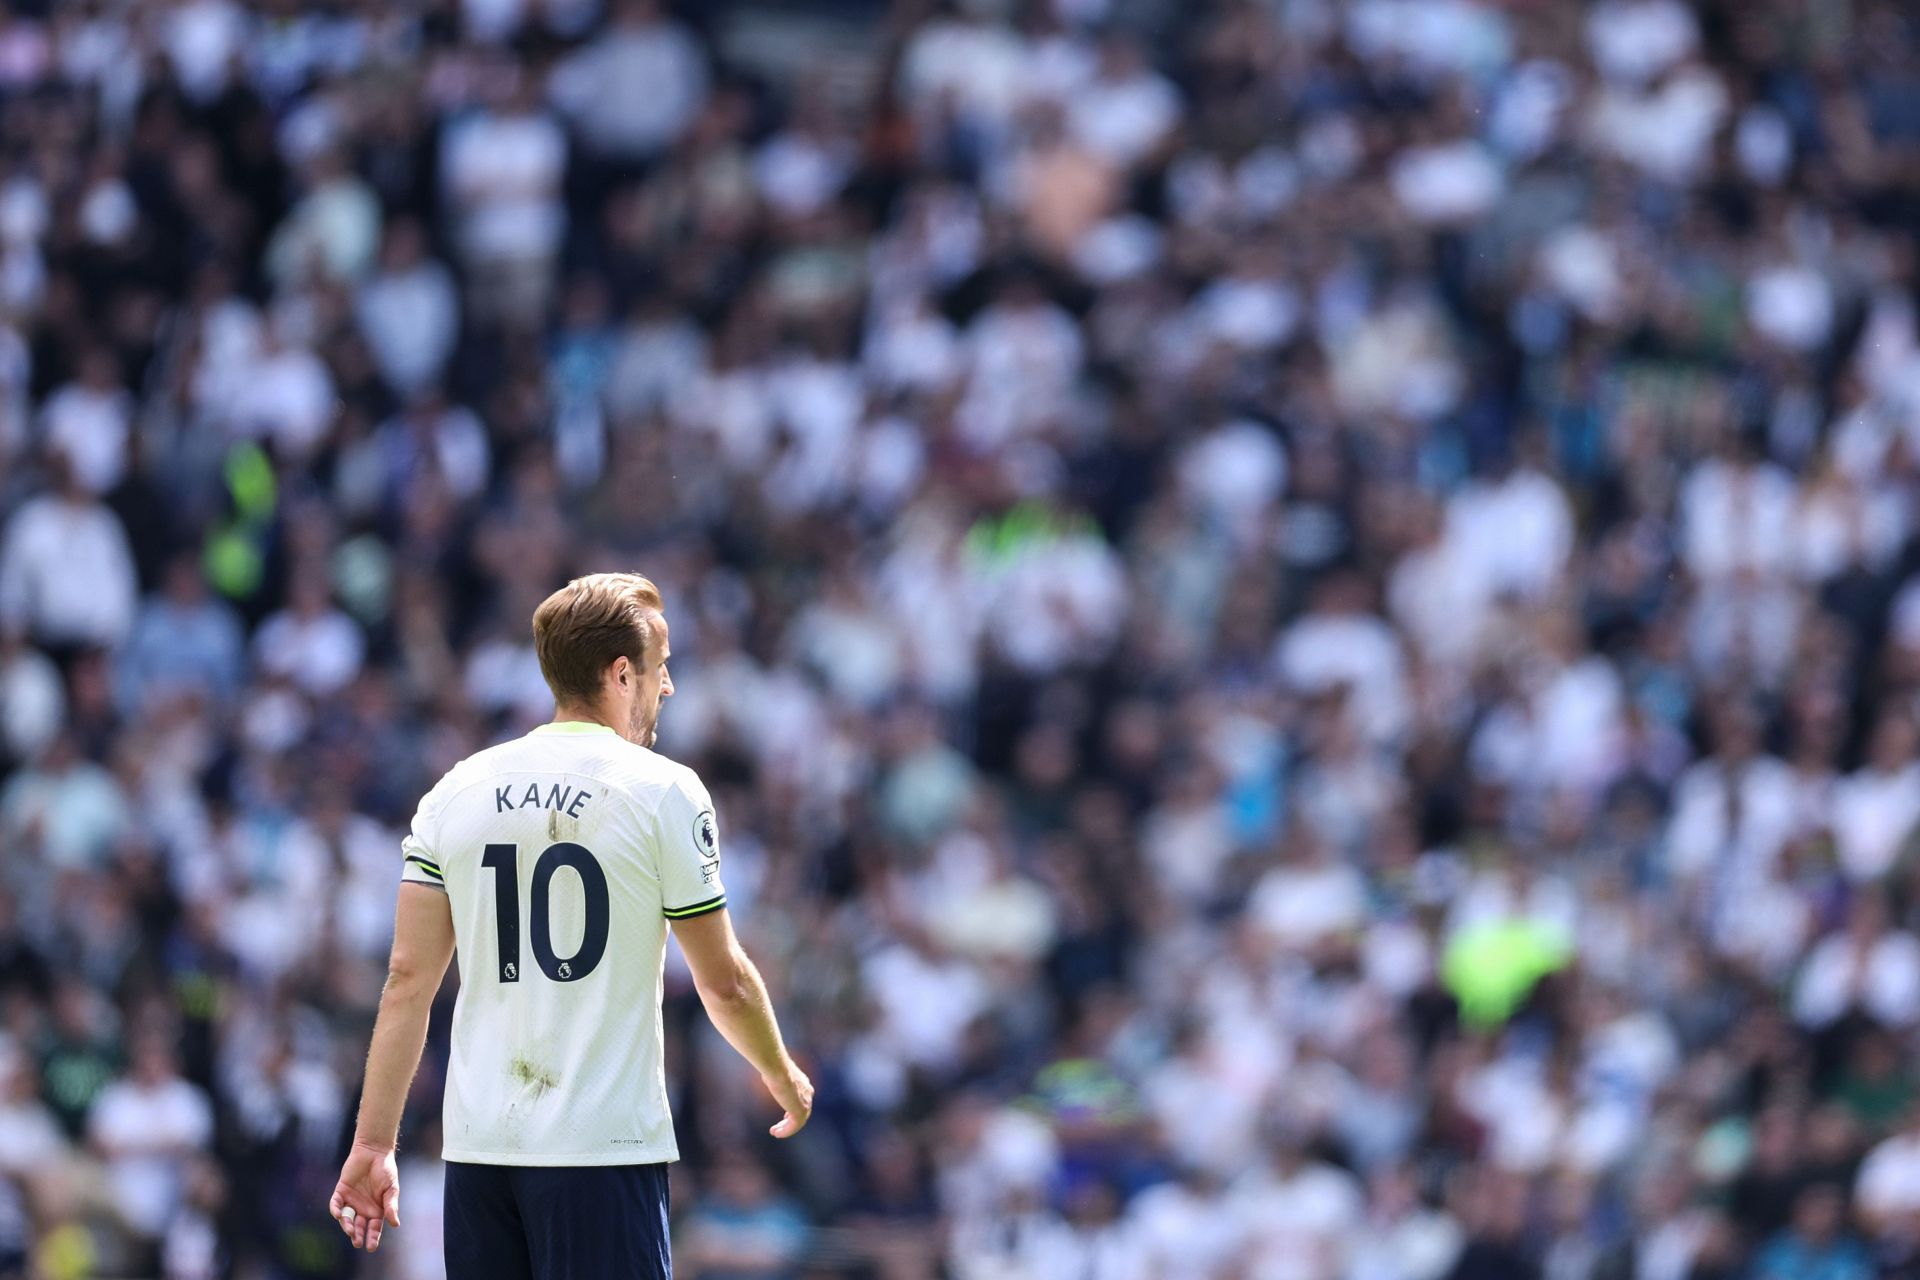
top-left (441, 1145), bottom-right (681, 1167)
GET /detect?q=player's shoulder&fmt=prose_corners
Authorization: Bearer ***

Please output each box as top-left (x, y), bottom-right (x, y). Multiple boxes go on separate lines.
top-left (596, 740), bottom-right (708, 812)
top-left (419, 736), bottom-right (534, 808)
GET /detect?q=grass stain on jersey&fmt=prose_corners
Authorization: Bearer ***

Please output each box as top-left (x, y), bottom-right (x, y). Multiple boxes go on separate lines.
top-left (508, 1056), bottom-right (560, 1099)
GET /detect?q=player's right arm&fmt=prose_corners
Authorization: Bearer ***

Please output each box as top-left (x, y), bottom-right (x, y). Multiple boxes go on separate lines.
top-left (673, 908), bottom-right (813, 1138)
top-left (655, 768), bottom-right (812, 1136)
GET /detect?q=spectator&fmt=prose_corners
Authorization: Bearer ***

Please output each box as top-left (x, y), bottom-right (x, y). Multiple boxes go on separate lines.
top-left (548, 0), bottom-right (708, 170)
top-left (679, 1158), bottom-right (809, 1280)
top-left (1856, 1105), bottom-right (1920, 1247)
top-left (251, 570), bottom-right (366, 698)
top-left (1, 731), bottom-right (129, 872)
top-left (0, 625), bottom-right (62, 762)
top-left (35, 980), bottom-right (120, 1141)
top-left (1830, 712), bottom-right (1920, 883)
top-left (356, 218), bottom-right (460, 402)
top-left (40, 349), bottom-right (131, 496)
top-left (118, 556), bottom-right (245, 715)
top-left (265, 147), bottom-right (382, 290)
top-left (224, 314), bottom-right (338, 462)
top-left (1442, 1170), bottom-right (1539, 1280)
top-left (442, 69), bottom-right (567, 327)
top-left (0, 457), bottom-right (136, 654)
top-left (1793, 893), bottom-right (1920, 1031)
top-left (1750, 1184), bottom-right (1873, 1280)
top-left (88, 1036), bottom-right (214, 1262)
top-left (0, 1046), bottom-right (64, 1187)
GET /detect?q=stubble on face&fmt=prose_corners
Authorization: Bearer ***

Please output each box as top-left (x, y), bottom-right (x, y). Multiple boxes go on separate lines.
top-left (630, 696), bottom-right (658, 747)
top-left (631, 613), bottom-right (667, 748)
top-left (627, 660), bottom-right (660, 748)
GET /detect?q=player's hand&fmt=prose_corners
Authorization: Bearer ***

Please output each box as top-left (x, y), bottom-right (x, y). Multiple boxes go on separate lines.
top-left (764, 1062), bottom-right (814, 1139)
top-left (329, 1140), bottom-right (401, 1251)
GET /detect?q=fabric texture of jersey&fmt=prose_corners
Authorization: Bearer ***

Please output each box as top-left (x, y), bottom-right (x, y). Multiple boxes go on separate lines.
top-left (400, 721), bottom-right (725, 1166)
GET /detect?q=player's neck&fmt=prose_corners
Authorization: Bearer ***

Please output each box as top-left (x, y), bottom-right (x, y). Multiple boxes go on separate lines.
top-left (550, 704), bottom-right (620, 736)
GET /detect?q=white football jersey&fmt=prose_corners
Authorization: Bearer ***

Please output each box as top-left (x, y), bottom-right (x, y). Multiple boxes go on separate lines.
top-left (398, 721), bottom-right (726, 1166)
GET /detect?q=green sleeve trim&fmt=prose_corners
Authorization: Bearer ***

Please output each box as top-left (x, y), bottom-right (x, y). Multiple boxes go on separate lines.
top-left (663, 895), bottom-right (726, 920)
top-left (405, 855), bottom-right (444, 881)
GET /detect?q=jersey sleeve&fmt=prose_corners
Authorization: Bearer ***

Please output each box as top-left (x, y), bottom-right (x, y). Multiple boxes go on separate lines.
top-left (655, 770), bottom-right (726, 920)
top-left (399, 784), bottom-right (447, 891)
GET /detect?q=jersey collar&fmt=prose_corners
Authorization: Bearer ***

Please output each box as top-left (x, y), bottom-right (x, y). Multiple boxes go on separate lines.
top-left (533, 721), bottom-right (620, 736)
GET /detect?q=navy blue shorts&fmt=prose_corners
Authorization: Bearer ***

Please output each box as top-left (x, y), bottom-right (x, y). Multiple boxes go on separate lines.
top-left (443, 1161), bottom-right (670, 1280)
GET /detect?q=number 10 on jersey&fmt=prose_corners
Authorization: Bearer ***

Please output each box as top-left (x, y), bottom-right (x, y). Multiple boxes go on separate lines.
top-left (480, 842), bottom-right (611, 983)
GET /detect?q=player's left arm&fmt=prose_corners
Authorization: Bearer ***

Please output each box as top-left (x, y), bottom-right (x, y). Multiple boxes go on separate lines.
top-left (329, 881), bottom-right (456, 1252)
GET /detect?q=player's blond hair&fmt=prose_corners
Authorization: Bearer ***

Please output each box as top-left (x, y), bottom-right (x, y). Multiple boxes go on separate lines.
top-left (531, 573), bottom-right (665, 706)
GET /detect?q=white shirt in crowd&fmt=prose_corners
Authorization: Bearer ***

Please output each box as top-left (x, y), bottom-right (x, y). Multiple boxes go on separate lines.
top-left (1444, 467), bottom-right (1574, 601)
top-left (1588, 66), bottom-right (1728, 184)
top-left (442, 109), bottom-right (567, 263)
top-left (1794, 930), bottom-right (1920, 1029)
top-left (1, 752), bottom-right (130, 870)
top-left (393, 1154), bottom-right (448, 1280)
top-left (1663, 754), bottom-right (1801, 881)
top-left (1127, 1178), bottom-right (1250, 1278)
top-left (1858, 1130), bottom-right (1920, 1226)
top-left (162, 0), bottom-right (245, 101)
top-left (1275, 611), bottom-right (1410, 745)
top-left (1830, 762), bottom-right (1920, 882)
top-left (88, 1074), bottom-right (215, 1238)
top-left (900, 18), bottom-right (1032, 129)
top-left (42, 380), bottom-right (131, 494)
top-left (0, 1085), bottom-right (65, 1179)
top-left (1391, 140), bottom-right (1505, 224)
top-left (862, 941), bottom-right (991, 1071)
top-left (265, 173), bottom-right (381, 288)
top-left (357, 258), bottom-right (459, 399)
top-left (253, 602), bottom-right (367, 697)
top-left (1251, 860), bottom-right (1368, 947)
top-left (549, 15), bottom-right (708, 159)
top-left (228, 339), bottom-right (336, 459)
top-left (1586, 0), bottom-right (1697, 84)
top-left (961, 297), bottom-right (1085, 447)
top-left (1233, 1159), bottom-right (1366, 1280)
top-left (1068, 66), bottom-right (1179, 168)
top-left (0, 493), bottom-right (138, 647)
top-left (0, 640), bottom-right (63, 760)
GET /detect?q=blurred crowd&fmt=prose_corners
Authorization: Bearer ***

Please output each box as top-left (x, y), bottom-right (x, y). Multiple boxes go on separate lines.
top-left (6, 0), bottom-right (1920, 1276)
